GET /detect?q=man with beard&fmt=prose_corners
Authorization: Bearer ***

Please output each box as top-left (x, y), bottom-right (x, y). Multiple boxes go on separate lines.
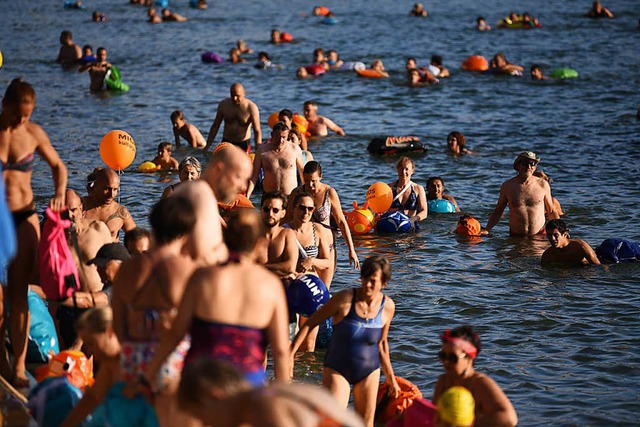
top-left (256, 191), bottom-right (297, 280)
top-left (82, 168), bottom-right (136, 242)
top-left (484, 151), bottom-right (558, 236)
top-left (204, 82), bottom-right (262, 153)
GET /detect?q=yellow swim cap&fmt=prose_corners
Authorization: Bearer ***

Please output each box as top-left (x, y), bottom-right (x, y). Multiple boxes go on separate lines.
top-left (437, 386), bottom-right (475, 426)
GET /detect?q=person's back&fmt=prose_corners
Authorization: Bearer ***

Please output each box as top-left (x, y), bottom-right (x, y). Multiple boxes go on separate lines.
top-left (56, 31), bottom-right (82, 68)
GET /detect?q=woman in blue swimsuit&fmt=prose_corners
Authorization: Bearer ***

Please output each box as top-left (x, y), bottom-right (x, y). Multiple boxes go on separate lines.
top-left (0, 79), bottom-right (67, 387)
top-left (291, 256), bottom-right (400, 427)
top-left (387, 156), bottom-right (427, 230)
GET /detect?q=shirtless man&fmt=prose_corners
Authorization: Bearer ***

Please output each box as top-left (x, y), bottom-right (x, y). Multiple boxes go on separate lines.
top-left (56, 30), bottom-right (82, 68)
top-left (82, 168), bottom-right (136, 242)
top-left (302, 101), bottom-right (345, 137)
top-left (256, 191), bottom-right (297, 280)
top-left (484, 151), bottom-right (558, 236)
top-left (170, 110), bottom-right (206, 148)
top-left (204, 82), bottom-right (262, 153)
top-left (202, 144), bottom-right (253, 203)
top-left (79, 47), bottom-right (111, 92)
top-left (247, 122), bottom-right (304, 198)
top-left (541, 219), bottom-right (601, 267)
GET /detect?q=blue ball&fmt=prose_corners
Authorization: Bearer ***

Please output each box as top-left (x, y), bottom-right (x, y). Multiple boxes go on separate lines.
top-left (376, 211), bottom-right (412, 233)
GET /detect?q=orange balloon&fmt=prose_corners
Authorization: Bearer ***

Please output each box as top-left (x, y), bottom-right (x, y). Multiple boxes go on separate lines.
top-left (366, 182), bottom-right (393, 213)
top-left (99, 130), bottom-right (136, 170)
top-left (346, 209), bottom-right (374, 234)
top-left (267, 112), bottom-right (279, 129)
top-left (218, 193), bottom-right (255, 212)
top-left (281, 32), bottom-right (294, 42)
top-left (292, 114), bottom-right (308, 133)
top-left (461, 55), bottom-right (488, 72)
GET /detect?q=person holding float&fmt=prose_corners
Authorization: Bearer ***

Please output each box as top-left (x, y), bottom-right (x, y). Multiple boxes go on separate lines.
top-left (382, 156), bottom-right (428, 231)
top-left (291, 256), bottom-right (400, 427)
top-left (433, 325), bottom-right (518, 427)
top-left (286, 161), bottom-right (359, 289)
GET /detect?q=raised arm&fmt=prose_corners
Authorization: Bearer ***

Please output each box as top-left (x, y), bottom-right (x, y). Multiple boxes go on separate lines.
top-left (205, 104), bottom-right (224, 151)
top-left (542, 182), bottom-right (559, 220)
top-left (328, 188), bottom-right (359, 269)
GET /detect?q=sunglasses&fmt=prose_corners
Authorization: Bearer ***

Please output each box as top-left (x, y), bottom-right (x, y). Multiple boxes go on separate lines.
top-left (262, 207), bottom-right (281, 214)
top-left (438, 351), bottom-right (466, 363)
top-left (521, 160), bottom-right (538, 167)
top-left (297, 205), bottom-right (315, 212)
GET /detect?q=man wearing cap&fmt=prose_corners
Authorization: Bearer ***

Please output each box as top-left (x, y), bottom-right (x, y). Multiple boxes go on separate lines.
top-left (247, 122), bottom-right (304, 197)
top-left (82, 168), bottom-right (136, 242)
top-left (57, 243), bottom-right (130, 349)
top-left (484, 151), bottom-right (558, 236)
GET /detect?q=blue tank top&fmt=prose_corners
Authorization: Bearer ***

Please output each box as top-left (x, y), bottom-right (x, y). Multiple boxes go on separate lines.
top-left (324, 289), bottom-right (386, 384)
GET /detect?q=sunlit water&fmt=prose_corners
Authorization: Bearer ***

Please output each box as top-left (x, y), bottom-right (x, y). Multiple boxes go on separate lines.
top-left (1, 0), bottom-right (639, 424)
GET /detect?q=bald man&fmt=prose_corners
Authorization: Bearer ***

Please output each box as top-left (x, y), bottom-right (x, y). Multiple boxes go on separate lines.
top-left (204, 82), bottom-right (262, 153)
top-left (202, 144), bottom-right (253, 203)
top-left (82, 168), bottom-right (136, 242)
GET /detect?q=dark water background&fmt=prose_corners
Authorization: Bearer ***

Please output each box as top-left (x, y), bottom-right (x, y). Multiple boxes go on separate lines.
top-left (1, 0), bottom-right (639, 424)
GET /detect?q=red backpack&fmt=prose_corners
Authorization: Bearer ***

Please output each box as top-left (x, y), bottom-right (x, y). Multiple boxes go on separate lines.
top-left (38, 208), bottom-right (80, 300)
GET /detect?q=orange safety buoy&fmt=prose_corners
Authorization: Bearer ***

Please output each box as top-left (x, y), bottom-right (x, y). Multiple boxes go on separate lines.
top-left (461, 55), bottom-right (488, 72)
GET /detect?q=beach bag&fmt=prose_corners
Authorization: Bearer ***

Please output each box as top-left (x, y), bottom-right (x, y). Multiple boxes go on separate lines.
top-left (38, 208), bottom-right (80, 301)
top-left (27, 290), bottom-right (60, 363)
top-left (375, 376), bottom-right (423, 423)
top-left (28, 376), bottom-right (83, 427)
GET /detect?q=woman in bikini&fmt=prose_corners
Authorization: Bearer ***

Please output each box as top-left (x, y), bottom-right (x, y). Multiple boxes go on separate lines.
top-left (284, 192), bottom-right (332, 351)
top-left (433, 325), bottom-right (518, 427)
top-left (291, 256), bottom-right (400, 427)
top-left (387, 156), bottom-right (428, 230)
top-left (112, 194), bottom-right (200, 427)
top-left (286, 162), bottom-right (359, 289)
top-left (144, 209), bottom-right (290, 388)
top-left (0, 78), bottom-right (67, 386)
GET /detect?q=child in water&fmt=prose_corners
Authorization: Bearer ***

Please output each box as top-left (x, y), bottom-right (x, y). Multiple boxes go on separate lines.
top-left (170, 110), bottom-right (206, 148)
top-left (152, 141), bottom-right (179, 170)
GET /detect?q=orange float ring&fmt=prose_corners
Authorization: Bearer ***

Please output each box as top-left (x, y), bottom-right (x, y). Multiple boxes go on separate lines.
top-left (461, 55), bottom-right (488, 72)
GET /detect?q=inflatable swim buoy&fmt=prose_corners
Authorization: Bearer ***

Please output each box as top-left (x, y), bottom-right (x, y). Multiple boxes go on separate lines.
top-left (280, 32), bottom-right (294, 42)
top-left (64, 1), bottom-right (86, 9)
top-left (138, 161), bottom-right (160, 173)
top-left (201, 51), bottom-right (224, 64)
top-left (26, 290), bottom-right (60, 364)
top-left (304, 64), bottom-right (326, 76)
top-left (0, 51), bottom-right (3, 69)
top-left (155, 0), bottom-right (169, 7)
top-left (321, 16), bottom-right (338, 25)
top-left (27, 377), bottom-right (83, 427)
top-left (375, 376), bottom-right (424, 424)
top-left (550, 68), bottom-right (579, 79)
top-left (314, 6), bottom-right (331, 16)
top-left (376, 211), bottom-right (414, 234)
top-left (292, 114), bottom-right (308, 133)
top-left (461, 55), bottom-right (488, 72)
top-left (356, 69), bottom-right (388, 79)
top-left (595, 238), bottom-right (640, 263)
top-left (87, 381), bottom-right (159, 427)
top-left (338, 61), bottom-right (366, 71)
top-left (105, 66), bottom-right (130, 93)
top-left (455, 215), bottom-right (482, 236)
top-left (427, 199), bottom-right (456, 213)
top-left (286, 274), bottom-right (329, 317)
top-left (367, 136), bottom-right (427, 156)
top-left (218, 194), bottom-right (254, 212)
top-left (35, 350), bottom-right (94, 391)
top-left (346, 202), bottom-right (375, 234)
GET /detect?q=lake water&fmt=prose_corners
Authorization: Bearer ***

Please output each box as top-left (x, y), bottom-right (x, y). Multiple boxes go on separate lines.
top-left (1, 0), bottom-right (639, 425)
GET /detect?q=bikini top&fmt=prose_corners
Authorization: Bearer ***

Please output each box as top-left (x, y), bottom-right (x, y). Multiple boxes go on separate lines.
top-left (312, 188), bottom-right (332, 224)
top-left (390, 181), bottom-right (418, 211)
top-left (284, 223), bottom-right (319, 259)
top-left (1, 152), bottom-right (34, 173)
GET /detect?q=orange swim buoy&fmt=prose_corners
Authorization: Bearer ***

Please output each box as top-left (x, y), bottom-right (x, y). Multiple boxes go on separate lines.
top-left (356, 69), bottom-right (388, 79)
top-left (280, 32), bottom-right (294, 42)
top-left (375, 376), bottom-right (423, 424)
top-left (315, 6), bottom-right (330, 16)
top-left (461, 55), bottom-right (488, 72)
top-left (366, 182), bottom-right (393, 213)
top-left (218, 193), bottom-right (254, 212)
top-left (292, 114), bottom-right (308, 133)
top-left (304, 64), bottom-right (326, 76)
top-left (346, 202), bottom-right (375, 235)
top-left (268, 112), bottom-right (280, 129)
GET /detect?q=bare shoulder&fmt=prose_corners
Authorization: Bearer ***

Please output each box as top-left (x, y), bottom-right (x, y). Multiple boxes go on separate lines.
top-left (89, 220), bottom-right (111, 239)
top-left (383, 293), bottom-right (395, 310)
top-left (117, 204), bottom-right (132, 219)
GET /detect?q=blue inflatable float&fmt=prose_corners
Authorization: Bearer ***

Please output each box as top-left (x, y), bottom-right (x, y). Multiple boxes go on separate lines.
top-left (427, 199), bottom-right (456, 213)
top-left (376, 211), bottom-right (416, 233)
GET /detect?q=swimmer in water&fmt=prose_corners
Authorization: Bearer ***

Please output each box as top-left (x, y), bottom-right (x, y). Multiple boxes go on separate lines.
top-left (426, 176), bottom-right (460, 212)
top-left (170, 110), bottom-right (206, 148)
top-left (530, 64), bottom-right (548, 80)
top-left (228, 48), bottom-right (245, 64)
top-left (409, 2), bottom-right (427, 17)
top-left (370, 59), bottom-right (389, 77)
top-left (476, 16), bottom-right (491, 31)
top-left (587, 0), bottom-right (614, 18)
top-left (152, 141), bottom-right (179, 170)
top-left (541, 219), bottom-right (601, 266)
top-left (489, 53), bottom-right (523, 76)
top-left (447, 131), bottom-right (472, 155)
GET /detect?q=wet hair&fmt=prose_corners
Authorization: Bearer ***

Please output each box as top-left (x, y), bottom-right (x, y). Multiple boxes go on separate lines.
top-left (397, 156), bottom-right (415, 169)
top-left (149, 194), bottom-right (197, 244)
top-left (291, 191), bottom-right (313, 209)
top-left (545, 218), bottom-right (568, 234)
top-left (272, 121), bottom-right (288, 133)
top-left (431, 55), bottom-right (443, 66)
top-left (288, 126), bottom-right (304, 144)
top-left (447, 131), bottom-right (466, 147)
top-left (278, 109), bottom-right (293, 120)
top-left (179, 156), bottom-right (202, 175)
top-left (476, 16), bottom-right (485, 23)
top-left (426, 176), bottom-right (444, 189)
top-left (530, 64), bottom-right (542, 73)
top-left (170, 110), bottom-right (183, 122)
top-left (123, 227), bottom-right (151, 250)
top-left (157, 141), bottom-right (172, 152)
top-left (177, 357), bottom-right (250, 410)
top-left (361, 256), bottom-right (391, 284)
top-left (2, 78), bottom-right (36, 108)
top-left (77, 306), bottom-right (113, 334)
top-left (60, 30), bottom-right (72, 39)
top-left (407, 57), bottom-right (416, 63)
top-left (313, 48), bottom-right (325, 58)
top-left (446, 325), bottom-right (482, 356)
top-left (303, 160), bottom-right (322, 176)
top-left (261, 190), bottom-right (287, 210)
top-left (223, 209), bottom-right (264, 253)
top-left (82, 44), bottom-right (93, 52)
top-left (258, 51), bottom-right (270, 61)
